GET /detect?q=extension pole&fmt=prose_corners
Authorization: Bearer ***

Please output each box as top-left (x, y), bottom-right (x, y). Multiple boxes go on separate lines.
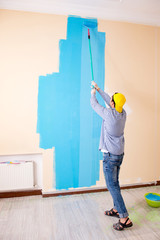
top-left (88, 29), bottom-right (94, 87)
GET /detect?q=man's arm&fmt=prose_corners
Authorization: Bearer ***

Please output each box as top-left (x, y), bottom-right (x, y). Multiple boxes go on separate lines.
top-left (91, 81), bottom-right (110, 106)
top-left (90, 90), bottom-right (108, 119)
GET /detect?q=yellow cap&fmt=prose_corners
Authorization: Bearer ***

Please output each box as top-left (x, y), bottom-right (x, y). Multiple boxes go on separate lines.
top-left (113, 93), bottom-right (126, 113)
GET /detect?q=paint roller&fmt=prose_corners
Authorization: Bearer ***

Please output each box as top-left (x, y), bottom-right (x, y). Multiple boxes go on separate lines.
top-left (83, 21), bottom-right (97, 88)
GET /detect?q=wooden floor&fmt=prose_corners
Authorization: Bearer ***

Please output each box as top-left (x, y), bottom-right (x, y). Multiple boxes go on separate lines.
top-left (0, 186), bottom-right (160, 240)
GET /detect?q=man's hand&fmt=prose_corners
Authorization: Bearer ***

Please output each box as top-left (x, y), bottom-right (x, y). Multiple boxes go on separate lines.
top-left (91, 88), bottom-right (96, 95)
top-left (91, 81), bottom-right (100, 91)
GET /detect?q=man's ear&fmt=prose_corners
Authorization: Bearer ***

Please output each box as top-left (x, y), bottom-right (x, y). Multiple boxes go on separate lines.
top-left (111, 101), bottom-right (115, 108)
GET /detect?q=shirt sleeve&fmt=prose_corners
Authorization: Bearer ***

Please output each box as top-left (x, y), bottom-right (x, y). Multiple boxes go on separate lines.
top-left (90, 93), bottom-right (109, 119)
top-left (98, 89), bottom-right (111, 106)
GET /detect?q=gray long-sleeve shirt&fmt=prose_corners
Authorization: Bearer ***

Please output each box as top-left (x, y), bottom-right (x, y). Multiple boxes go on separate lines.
top-left (90, 89), bottom-right (126, 155)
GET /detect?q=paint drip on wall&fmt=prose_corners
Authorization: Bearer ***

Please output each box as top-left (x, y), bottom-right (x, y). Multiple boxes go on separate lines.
top-left (37, 16), bottom-right (106, 190)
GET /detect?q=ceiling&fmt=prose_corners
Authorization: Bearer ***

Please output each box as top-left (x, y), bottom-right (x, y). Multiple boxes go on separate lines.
top-left (0, 0), bottom-right (160, 26)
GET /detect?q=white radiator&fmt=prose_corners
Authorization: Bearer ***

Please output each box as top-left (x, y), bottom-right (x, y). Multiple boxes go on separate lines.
top-left (0, 161), bottom-right (34, 190)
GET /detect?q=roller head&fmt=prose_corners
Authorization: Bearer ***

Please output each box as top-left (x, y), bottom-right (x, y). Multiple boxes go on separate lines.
top-left (83, 21), bottom-right (97, 29)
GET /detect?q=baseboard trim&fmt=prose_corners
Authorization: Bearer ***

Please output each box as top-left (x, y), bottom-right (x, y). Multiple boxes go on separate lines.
top-left (0, 181), bottom-right (159, 198)
top-left (0, 189), bottom-right (42, 198)
top-left (43, 180), bottom-right (160, 198)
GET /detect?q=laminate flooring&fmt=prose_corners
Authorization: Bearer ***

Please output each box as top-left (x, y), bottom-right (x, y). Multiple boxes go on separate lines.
top-left (0, 186), bottom-right (160, 240)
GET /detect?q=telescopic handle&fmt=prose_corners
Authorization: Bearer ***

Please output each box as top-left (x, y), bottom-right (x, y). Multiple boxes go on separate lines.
top-left (88, 29), bottom-right (94, 85)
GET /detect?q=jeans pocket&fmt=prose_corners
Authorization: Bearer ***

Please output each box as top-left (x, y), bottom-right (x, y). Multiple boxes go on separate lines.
top-left (109, 159), bottom-right (123, 169)
top-left (108, 159), bottom-right (116, 167)
top-left (103, 153), bottom-right (109, 162)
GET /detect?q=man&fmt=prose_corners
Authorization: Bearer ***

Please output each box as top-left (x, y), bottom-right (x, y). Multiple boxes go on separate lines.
top-left (90, 81), bottom-right (133, 231)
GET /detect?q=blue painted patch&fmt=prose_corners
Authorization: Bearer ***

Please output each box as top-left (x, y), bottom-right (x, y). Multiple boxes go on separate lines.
top-left (37, 16), bottom-right (106, 190)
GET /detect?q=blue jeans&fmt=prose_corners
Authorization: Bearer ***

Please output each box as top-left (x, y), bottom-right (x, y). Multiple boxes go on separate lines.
top-left (103, 152), bottom-right (128, 218)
